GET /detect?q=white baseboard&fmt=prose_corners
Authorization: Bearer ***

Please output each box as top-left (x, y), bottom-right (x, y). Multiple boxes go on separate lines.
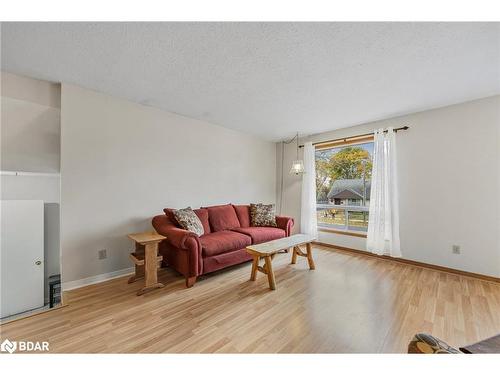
top-left (62, 267), bottom-right (134, 291)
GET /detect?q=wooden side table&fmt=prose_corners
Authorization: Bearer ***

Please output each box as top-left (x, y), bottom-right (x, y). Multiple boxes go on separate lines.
top-left (127, 232), bottom-right (166, 295)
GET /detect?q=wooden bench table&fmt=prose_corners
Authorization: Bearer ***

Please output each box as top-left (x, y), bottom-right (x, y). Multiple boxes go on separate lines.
top-left (246, 234), bottom-right (316, 290)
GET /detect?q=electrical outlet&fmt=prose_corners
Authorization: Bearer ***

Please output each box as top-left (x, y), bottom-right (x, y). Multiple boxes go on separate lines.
top-left (452, 245), bottom-right (461, 254)
top-left (98, 249), bottom-right (107, 260)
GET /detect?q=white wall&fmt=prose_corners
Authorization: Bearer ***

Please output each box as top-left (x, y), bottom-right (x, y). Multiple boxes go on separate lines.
top-left (277, 95), bottom-right (500, 277)
top-left (1, 174), bottom-right (60, 203)
top-left (1, 71), bottom-right (61, 173)
top-left (61, 84), bottom-right (276, 283)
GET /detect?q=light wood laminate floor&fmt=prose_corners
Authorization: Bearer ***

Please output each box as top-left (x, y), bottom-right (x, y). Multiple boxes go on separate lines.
top-left (2, 246), bottom-right (500, 353)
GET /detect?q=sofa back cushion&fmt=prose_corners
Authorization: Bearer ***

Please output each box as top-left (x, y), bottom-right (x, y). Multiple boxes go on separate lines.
top-left (204, 204), bottom-right (241, 232)
top-left (164, 207), bottom-right (211, 235)
top-left (163, 208), bottom-right (179, 226)
top-left (193, 208), bottom-right (211, 234)
top-left (232, 204), bottom-right (251, 227)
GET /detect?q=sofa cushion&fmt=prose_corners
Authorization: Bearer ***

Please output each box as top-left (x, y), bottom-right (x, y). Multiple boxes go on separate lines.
top-left (193, 208), bottom-right (211, 234)
top-left (205, 204), bottom-right (241, 232)
top-left (233, 204), bottom-right (251, 227)
top-left (172, 207), bottom-right (204, 236)
top-left (203, 249), bottom-right (253, 274)
top-left (200, 230), bottom-right (252, 257)
top-left (250, 203), bottom-right (277, 227)
top-left (164, 207), bottom-right (210, 235)
top-left (231, 226), bottom-right (286, 244)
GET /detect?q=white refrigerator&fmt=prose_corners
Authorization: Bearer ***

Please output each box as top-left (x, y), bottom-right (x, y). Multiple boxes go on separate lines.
top-left (1, 200), bottom-right (45, 318)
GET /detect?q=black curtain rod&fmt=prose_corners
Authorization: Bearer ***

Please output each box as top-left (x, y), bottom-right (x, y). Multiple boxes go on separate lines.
top-left (298, 126), bottom-right (409, 148)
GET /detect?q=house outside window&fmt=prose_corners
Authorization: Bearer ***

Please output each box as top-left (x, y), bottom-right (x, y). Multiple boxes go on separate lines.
top-left (315, 140), bottom-right (374, 232)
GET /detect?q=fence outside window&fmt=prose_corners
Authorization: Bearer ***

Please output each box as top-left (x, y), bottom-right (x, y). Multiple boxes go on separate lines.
top-left (317, 203), bottom-right (369, 232)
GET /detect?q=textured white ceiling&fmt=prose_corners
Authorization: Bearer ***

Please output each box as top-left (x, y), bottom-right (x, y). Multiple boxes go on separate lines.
top-left (2, 22), bottom-right (499, 140)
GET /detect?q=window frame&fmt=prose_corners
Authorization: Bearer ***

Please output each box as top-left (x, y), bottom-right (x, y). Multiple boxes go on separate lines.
top-left (315, 136), bottom-right (374, 237)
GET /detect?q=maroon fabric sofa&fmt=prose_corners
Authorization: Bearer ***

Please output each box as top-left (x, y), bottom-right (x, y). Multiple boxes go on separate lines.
top-left (152, 204), bottom-right (294, 287)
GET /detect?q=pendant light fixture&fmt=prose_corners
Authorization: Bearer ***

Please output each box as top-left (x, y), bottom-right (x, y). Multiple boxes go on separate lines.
top-left (289, 132), bottom-right (305, 175)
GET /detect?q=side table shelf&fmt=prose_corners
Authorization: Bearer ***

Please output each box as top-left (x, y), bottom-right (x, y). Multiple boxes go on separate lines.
top-left (129, 252), bottom-right (146, 266)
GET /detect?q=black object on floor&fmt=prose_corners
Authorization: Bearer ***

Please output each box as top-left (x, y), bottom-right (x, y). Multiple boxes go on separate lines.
top-left (49, 274), bottom-right (61, 308)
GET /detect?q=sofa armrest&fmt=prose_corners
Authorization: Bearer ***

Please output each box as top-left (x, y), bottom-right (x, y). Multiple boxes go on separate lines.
top-left (152, 214), bottom-right (202, 278)
top-left (275, 215), bottom-right (294, 236)
top-left (152, 215), bottom-right (199, 249)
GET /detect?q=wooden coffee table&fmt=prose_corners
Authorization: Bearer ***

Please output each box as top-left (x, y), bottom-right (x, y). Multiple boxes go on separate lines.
top-left (246, 234), bottom-right (316, 290)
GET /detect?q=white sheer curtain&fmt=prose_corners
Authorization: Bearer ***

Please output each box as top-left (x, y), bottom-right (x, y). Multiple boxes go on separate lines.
top-left (367, 127), bottom-right (401, 257)
top-left (300, 142), bottom-right (318, 237)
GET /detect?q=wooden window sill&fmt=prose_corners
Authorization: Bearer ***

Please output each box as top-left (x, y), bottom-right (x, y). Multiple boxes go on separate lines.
top-left (318, 227), bottom-right (367, 238)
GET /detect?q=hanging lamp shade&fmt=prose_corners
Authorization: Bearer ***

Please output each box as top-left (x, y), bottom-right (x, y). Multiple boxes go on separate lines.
top-left (290, 160), bottom-right (305, 175)
top-left (289, 132), bottom-right (305, 175)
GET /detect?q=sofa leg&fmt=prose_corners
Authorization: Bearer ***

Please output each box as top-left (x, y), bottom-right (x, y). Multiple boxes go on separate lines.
top-left (185, 276), bottom-right (197, 288)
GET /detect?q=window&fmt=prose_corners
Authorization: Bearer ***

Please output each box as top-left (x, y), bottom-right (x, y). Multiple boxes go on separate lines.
top-left (315, 140), bottom-right (374, 232)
